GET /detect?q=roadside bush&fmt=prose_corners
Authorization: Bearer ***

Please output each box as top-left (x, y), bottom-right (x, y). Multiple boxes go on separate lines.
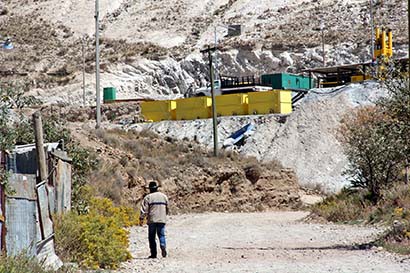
top-left (338, 106), bottom-right (404, 203)
top-left (0, 254), bottom-right (48, 273)
top-left (67, 144), bottom-right (98, 214)
top-left (312, 184), bottom-right (410, 223)
top-left (379, 76), bottom-right (410, 179)
top-left (89, 163), bottom-right (125, 204)
top-left (54, 197), bottom-right (138, 269)
top-left (311, 188), bottom-right (368, 222)
top-left (0, 254), bottom-right (73, 273)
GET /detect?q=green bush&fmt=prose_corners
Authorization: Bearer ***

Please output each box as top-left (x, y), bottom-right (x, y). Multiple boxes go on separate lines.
top-left (338, 106), bottom-right (404, 203)
top-left (66, 144), bottom-right (98, 214)
top-left (0, 253), bottom-right (72, 273)
top-left (54, 197), bottom-right (138, 270)
top-left (311, 188), bottom-right (370, 223)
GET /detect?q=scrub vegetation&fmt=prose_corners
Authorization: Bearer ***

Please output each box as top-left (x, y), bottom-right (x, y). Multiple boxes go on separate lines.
top-left (54, 197), bottom-right (139, 269)
top-left (0, 254), bottom-right (74, 273)
top-left (312, 72), bottom-right (410, 253)
top-left (0, 82), bottom-right (139, 270)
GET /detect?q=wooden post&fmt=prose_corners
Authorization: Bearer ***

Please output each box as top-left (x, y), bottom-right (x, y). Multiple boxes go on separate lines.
top-left (33, 112), bottom-right (50, 240)
top-left (33, 112), bottom-right (48, 183)
top-left (200, 46), bottom-right (218, 157)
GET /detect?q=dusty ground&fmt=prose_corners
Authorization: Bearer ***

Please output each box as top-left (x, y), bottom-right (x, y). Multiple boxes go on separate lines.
top-left (119, 211), bottom-right (410, 273)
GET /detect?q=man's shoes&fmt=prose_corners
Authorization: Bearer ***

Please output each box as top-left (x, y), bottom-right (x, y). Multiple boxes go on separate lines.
top-left (147, 255), bottom-right (157, 259)
top-left (160, 246), bottom-right (167, 258)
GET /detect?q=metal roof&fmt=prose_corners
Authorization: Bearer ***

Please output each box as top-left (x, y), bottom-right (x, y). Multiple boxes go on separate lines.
top-left (303, 57), bottom-right (409, 74)
top-left (302, 62), bottom-right (370, 74)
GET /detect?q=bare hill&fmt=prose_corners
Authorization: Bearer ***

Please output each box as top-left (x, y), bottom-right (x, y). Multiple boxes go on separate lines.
top-left (0, 0), bottom-right (407, 103)
top-left (66, 124), bottom-right (301, 212)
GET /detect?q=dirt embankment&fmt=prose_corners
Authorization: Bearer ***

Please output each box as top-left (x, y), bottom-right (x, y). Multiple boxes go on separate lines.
top-left (67, 124), bottom-right (301, 213)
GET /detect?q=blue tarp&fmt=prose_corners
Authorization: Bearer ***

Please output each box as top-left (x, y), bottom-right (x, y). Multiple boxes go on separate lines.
top-left (2, 43), bottom-right (13, 50)
top-left (223, 123), bottom-right (255, 147)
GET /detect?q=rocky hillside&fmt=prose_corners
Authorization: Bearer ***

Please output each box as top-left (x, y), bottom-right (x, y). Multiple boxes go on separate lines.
top-left (66, 125), bottom-right (301, 212)
top-left (132, 81), bottom-right (388, 193)
top-left (0, 0), bottom-right (407, 103)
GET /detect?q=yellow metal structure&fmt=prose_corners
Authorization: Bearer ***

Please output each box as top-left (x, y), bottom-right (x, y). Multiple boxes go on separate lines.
top-left (141, 91), bottom-right (294, 122)
top-left (351, 75), bottom-right (371, 83)
top-left (248, 90), bottom-right (292, 115)
top-left (141, 100), bottom-right (176, 122)
top-left (374, 28), bottom-right (393, 59)
top-left (175, 97), bottom-right (212, 120)
top-left (215, 94), bottom-right (248, 116)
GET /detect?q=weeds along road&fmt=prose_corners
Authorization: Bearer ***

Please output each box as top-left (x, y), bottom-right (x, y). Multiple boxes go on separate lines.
top-left (119, 211), bottom-right (410, 273)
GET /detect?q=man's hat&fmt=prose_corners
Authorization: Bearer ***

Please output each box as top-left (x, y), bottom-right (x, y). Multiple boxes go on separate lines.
top-left (147, 181), bottom-right (159, 189)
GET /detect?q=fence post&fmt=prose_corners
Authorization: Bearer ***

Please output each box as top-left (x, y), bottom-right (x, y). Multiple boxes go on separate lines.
top-left (33, 112), bottom-right (48, 182)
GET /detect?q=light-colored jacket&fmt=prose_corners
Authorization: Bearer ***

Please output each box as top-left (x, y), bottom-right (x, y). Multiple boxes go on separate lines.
top-left (140, 192), bottom-right (169, 224)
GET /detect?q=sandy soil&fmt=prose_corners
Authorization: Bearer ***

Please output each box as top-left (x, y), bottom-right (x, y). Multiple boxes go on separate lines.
top-left (118, 211), bottom-right (410, 273)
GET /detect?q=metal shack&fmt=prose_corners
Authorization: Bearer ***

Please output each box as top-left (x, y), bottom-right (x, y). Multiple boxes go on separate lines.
top-left (0, 141), bottom-right (72, 269)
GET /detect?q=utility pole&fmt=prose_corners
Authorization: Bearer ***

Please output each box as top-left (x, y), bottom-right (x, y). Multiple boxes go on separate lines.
top-left (214, 26), bottom-right (219, 84)
top-left (95, 0), bottom-right (101, 128)
top-left (370, 0), bottom-right (375, 62)
top-left (200, 46), bottom-right (218, 157)
top-left (320, 21), bottom-right (326, 66)
top-left (82, 36), bottom-right (86, 106)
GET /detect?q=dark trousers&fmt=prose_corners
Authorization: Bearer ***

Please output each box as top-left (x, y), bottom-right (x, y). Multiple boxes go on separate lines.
top-left (148, 223), bottom-right (166, 257)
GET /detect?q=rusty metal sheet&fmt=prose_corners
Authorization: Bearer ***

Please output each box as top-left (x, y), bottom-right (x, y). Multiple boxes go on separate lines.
top-left (0, 221), bottom-right (3, 253)
top-left (36, 236), bottom-right (63, 270)
top-left (0, 153), bottom-right (4, 252)
top-left (50, 150), bottom-right (72, 163)
top-left (35, 208), bottom-right (63, 270)
top-left (1, 150), bottom-right (6, 251)
top-left (55, 159), bottom-right (72, 213)
top-left (4, 174), bottom-right (38, 256)
top-left (48, 185), bottom-right (56, 215)
top-left (7, 174), bottom-right (37, 200)
top-left (0, 184), bottom-right (3, 253)
top-left (5, 198), bottom-right (37, 256)
top-left (36, 184), bottom-right (53, 239)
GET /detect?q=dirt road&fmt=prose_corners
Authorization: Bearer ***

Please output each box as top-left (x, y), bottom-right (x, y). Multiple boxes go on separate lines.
top-left (119, 211), bottom-right (410, 273)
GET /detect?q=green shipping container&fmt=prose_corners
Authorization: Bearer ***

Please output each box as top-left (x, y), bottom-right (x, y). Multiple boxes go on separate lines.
top-left (103, 87), bottom-right (117, 102)
top-left (261, 73), bottom-right (313, 90)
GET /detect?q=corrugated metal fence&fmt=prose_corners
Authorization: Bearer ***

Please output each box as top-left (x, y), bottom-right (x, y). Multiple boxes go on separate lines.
top-left (0, 143), bottom-right (72, 269)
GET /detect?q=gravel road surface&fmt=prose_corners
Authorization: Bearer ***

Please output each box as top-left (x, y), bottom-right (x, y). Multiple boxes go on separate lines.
top-left (119, 211), bottom-right (410, 273)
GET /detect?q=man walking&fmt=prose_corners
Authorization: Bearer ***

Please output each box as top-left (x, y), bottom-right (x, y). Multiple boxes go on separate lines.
top-left (140, 181), bottom-right (169, 258)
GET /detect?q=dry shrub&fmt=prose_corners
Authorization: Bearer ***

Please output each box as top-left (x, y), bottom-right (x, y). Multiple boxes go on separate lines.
top-left (89, 163), bottom-right (125, 204)
top-left (311, 188), bottom-right (367, 223)
top-left (312, 184), bottom-right (410, 224)
top-left (0, 253), bottom-right (72, 273)
top-left (338, 106), bottom-right (404, 203)
top-left (54, 198), bottom-right (138, 269)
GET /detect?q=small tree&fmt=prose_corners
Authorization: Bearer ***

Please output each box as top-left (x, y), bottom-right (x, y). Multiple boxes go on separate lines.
top-left (379, 75), bottom-right (410, 181)
top-left (338, 106), bottom-right (404, 203)
top-left (0, 82), bottom-right (40, 150)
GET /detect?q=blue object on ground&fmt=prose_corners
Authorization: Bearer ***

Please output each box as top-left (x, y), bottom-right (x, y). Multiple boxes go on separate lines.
top-left (223, 123), bottom-right (254, 147)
